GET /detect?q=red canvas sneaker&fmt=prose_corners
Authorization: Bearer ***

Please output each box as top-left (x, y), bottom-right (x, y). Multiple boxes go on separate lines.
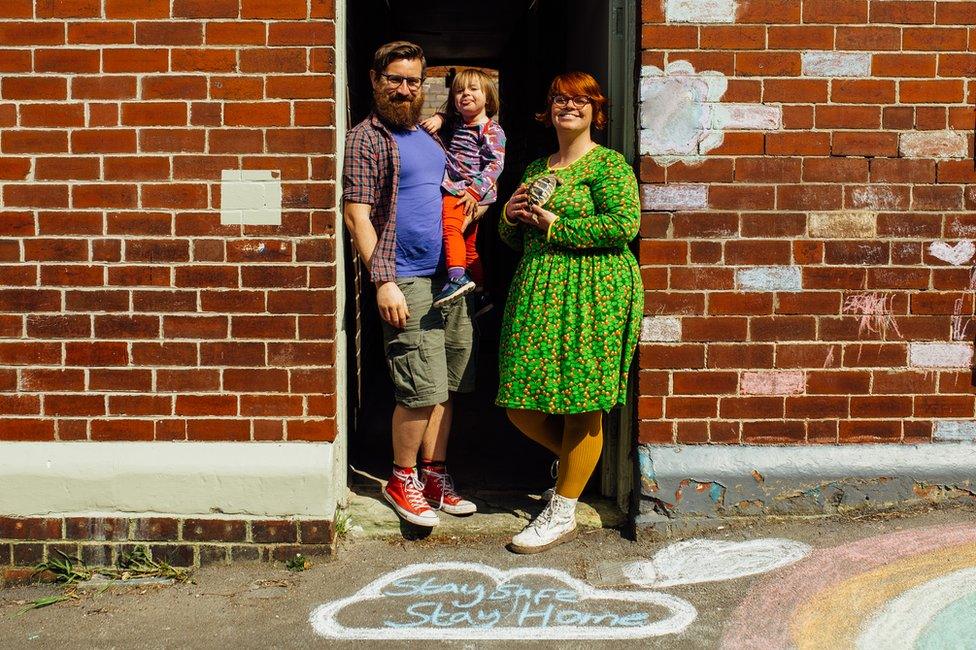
top-left (420, 466), bottom-right (477, 516)
top-left (384, 468), bottom-right (439, 527)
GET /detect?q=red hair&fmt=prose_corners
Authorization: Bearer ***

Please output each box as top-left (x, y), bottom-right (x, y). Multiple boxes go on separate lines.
top-left (535, 71), bottom-right (608, 130)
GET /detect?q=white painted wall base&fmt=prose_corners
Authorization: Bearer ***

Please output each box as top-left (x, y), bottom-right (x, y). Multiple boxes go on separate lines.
top-left (0, 442), bottom-right (335, 519)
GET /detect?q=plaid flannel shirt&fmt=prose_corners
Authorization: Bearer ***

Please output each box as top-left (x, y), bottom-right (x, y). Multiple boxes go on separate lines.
top-left (343, 113), bottom-right (447, 284)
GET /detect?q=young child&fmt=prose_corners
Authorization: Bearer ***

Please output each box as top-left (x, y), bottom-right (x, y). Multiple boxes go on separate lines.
top-left (421, 68), bottom-right (506, 309)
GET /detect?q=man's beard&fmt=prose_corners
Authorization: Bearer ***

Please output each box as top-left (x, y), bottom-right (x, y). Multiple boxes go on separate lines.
top-left (374, 87), bottom-right (424, 130)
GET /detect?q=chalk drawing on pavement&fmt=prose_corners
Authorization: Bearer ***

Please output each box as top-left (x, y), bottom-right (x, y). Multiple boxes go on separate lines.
top-left (721, 523), bottom-right (976, 650)
top-left (308, 562), bottom-right (697, 640)
top-left (622, 538), bottom-right (812, 588)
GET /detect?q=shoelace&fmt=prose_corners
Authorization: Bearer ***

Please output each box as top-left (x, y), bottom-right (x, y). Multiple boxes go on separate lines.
top-left (424, 469), bottom-right (458, 510)
top-left (527, 499), bottom-right (557, 532)
top-left (397, 472), bottom-right (430, 511)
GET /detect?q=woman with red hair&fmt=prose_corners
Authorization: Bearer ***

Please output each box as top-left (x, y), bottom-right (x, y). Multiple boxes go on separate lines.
top-left (498, 72), bottom-right (643, 553)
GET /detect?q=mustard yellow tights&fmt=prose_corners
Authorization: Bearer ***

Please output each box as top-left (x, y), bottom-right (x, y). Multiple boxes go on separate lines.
top-left (506, 408), bottom-right (603, 500)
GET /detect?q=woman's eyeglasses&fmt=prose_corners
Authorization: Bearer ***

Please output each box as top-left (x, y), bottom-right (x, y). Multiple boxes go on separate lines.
top-left (551, 95), bottom-right (592, 108)
top-left (379, 72), bottom-right (424, 91)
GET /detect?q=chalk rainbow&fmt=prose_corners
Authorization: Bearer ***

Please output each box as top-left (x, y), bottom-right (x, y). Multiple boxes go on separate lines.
top-left (721, 524), bottom-right (976, 649)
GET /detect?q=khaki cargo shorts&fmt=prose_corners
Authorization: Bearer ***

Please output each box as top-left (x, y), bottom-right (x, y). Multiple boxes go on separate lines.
top-left (380, 276), bottom-right (477, 409)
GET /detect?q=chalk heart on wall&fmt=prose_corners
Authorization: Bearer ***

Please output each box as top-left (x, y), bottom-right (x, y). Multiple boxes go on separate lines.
top-left (623, 538), bottom-right (813, 588)
top-left (308, 561), bottom-right (697, 640)
top-left (928, 240), bottom-right (975, 266)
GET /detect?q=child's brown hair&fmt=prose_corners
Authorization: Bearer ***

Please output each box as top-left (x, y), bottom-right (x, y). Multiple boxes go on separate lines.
top-left (442, 68), bottom-right (499, 123)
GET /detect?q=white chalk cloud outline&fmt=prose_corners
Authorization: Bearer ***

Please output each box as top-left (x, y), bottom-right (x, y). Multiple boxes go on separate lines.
top-left (624, 538), bottom-right (812, 588)
top-left (308, 561), bottom-right (697, 641)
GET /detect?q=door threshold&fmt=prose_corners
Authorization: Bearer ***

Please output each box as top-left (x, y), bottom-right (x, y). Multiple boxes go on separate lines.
top-left (342, 478), bottom-right (626, 540)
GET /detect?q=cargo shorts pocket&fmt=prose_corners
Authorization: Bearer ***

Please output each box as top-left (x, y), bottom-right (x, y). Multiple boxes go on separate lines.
top-left (385, 341), bottom-right (438, 403)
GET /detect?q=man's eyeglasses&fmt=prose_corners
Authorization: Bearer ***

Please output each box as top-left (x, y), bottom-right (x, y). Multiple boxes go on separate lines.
top-left (379, 72), bottom-right (424, 91)
top-left (551, 95), bottom-right (592, 108)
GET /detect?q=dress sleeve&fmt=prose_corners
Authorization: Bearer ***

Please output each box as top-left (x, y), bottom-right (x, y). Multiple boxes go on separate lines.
top-left (547, 149), bottom-right (640, 250)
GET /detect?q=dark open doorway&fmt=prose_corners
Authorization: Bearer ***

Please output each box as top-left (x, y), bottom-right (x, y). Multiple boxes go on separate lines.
top-left (342, 0), bottom-right (638, 502)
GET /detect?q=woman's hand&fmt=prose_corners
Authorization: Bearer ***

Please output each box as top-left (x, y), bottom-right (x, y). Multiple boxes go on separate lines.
top-left (505, 184), bottom-right (532, 223)
top-left (419, 113), bottom-right (444, 134)
top-left (528, 204), bottom-right (559, 232)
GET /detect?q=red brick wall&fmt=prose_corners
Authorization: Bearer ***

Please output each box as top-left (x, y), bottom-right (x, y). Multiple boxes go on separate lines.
top-left (0, 0), bottom-right (338, 442)
top-left (637, 0), bottom-right (976, 445)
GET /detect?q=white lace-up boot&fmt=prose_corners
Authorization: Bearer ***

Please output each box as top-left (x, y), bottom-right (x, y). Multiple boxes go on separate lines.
top-left (510, 493), bottom-right (578, 554)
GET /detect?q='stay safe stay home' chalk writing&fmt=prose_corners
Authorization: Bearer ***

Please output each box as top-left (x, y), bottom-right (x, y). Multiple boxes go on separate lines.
top-left (381, 575), bottom-right (650, 629)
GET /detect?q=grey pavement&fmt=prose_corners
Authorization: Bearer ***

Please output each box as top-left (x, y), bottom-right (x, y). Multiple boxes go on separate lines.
top-left (2, 503), bottom-right (975, 649)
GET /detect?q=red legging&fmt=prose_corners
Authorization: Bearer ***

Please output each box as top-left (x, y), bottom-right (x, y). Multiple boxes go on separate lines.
top-left (442, 195), bottom-right (482, 284)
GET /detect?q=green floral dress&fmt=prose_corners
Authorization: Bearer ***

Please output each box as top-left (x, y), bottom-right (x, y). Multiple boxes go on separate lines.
top-left (496, 146), bottom-right (643, 414)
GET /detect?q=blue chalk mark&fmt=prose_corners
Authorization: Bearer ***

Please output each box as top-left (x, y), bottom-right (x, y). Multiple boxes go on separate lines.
top-left (916, 591), bottom-right (976, 650)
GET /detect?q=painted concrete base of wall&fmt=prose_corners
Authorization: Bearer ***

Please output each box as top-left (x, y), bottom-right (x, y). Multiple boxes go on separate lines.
top-left (637, 444), bottom-right (976, 537)
top-left (0, 442), bottom-right (338, 579)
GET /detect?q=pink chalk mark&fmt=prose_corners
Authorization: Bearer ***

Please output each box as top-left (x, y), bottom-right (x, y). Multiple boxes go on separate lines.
top-left (842, 292), bottom-right (902, 339)
top-left (951, 267), bottom-right (976, 341)
top-left (740, 371), bottom-right (805, 395)
top-left (721, 523), bottom-right (976, 649)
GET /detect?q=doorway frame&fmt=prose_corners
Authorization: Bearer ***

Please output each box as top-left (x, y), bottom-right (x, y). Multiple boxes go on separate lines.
top-left (335, 0), bottom-right (642, 513)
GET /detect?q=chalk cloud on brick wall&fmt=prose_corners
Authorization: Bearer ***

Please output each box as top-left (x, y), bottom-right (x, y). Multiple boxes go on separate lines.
top-left (639, 61), bottom-right (780, 167)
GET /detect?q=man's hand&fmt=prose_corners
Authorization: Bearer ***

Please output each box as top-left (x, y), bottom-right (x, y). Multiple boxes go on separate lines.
top-left (419, 113), bottom-right (444, 134)
top-left (455, 192), bottom-right (479, 218)
top-left (376, 281), bottom-right (409, 329)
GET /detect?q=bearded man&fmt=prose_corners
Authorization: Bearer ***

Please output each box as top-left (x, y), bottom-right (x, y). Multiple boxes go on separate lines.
top-left (343, 41), bottom-right (479, 527)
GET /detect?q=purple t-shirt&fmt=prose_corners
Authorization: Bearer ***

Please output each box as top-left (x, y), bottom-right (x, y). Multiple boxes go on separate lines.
top-left (392, 128), bottom-right (446, 278)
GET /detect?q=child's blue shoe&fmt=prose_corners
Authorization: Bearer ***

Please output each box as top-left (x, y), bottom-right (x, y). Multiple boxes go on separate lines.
top-left (433, 272), bottom-right (476, 309)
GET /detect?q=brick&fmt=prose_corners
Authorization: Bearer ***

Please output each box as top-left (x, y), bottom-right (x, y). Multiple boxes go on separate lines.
top-left (902, 79), bottom-right (964, 104)
top-left (45, 395), bottom-right (104, 416)
top-left (768, 26), bottom-right (834, 49)
top-left (105, 0), bottom-right (169, 18)
top-left (742, 420), bottom-right (805, 444)
top-left (765, 132), bottom-right (830, 155)
top-left (909, 342), bottom-right (973, 368)
top-left (735, 158), bottom-right (802, 184)
top-left (68, 22), bottom-right (134, 44)
top-left (157, 370), bottom-right (219, 392)
top-left (186, 418), bottom-right (249, 440)
top-left (136, 21), bottom-right (203, 45)
top-left (91, 419), bottom-right (154, 440)
top-left (802, 51), bottom-right (871, 77)
top-left (810, 210), bottom-right (878, 240)
top-left (785, 396), bottom-right (849, 419)
top-left (172, 48), bottom-right (237, 72)
top-left (206, 22), bottom-right (265, 45)
top-left (814, 105), bottom-right (880, 130)
top-left (839, 420), bottom-right (901, 442)
top-left (869, 0), bottom-right (934, 24)
top-left (872, 53), bottom-right (937, 78)
top-left (132, 518), bottom-right (178, 541)
top-left (183, 519), bottom-right (246, 542)
top-left (735, 52), bottom-right (800, 76)
top-left (2, 77), bottom-right (66, 100)
top-left (103, 48), bottom-right (169, 73)
top-left (803, 0), bottom-right (868, 23)
top-left (0, 21), bottom-right (64, 45)
top-left (899, 130), bottom-right (968, 159)
top-left (108, 395), bottom-right (172, 416)
top-left (846, 185), bottom-right (910, 211)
